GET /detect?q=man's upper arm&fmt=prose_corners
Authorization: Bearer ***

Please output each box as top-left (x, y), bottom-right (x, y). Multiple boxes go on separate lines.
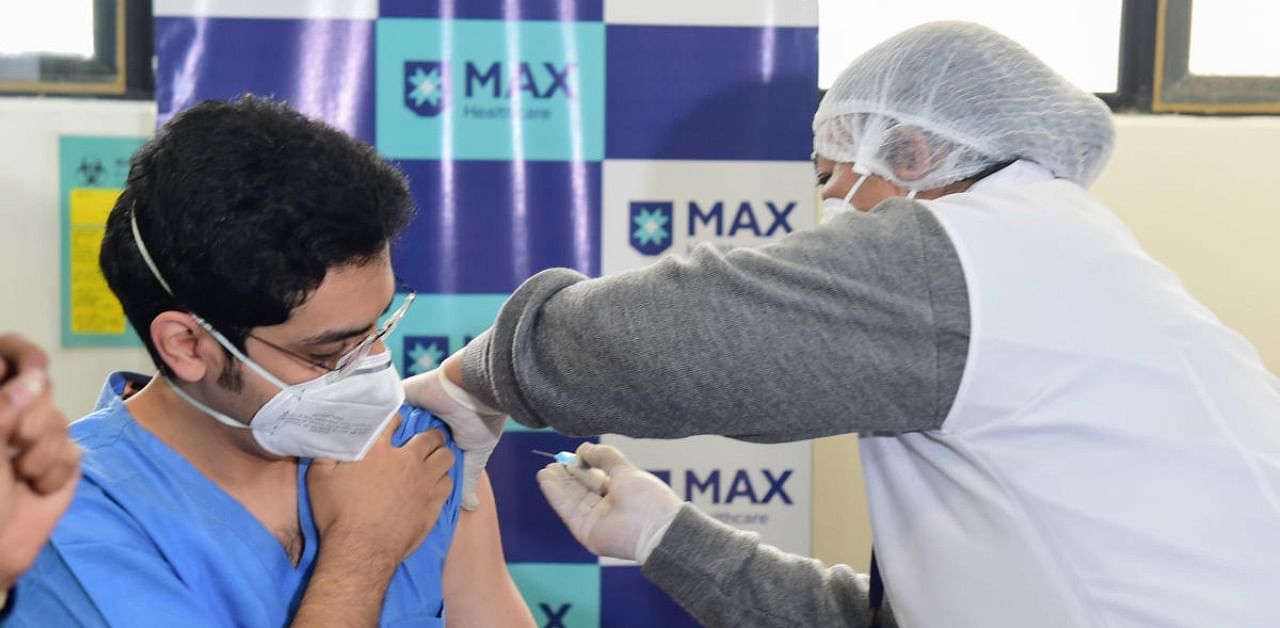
top-left (441, 472), bottom-right (534, 627)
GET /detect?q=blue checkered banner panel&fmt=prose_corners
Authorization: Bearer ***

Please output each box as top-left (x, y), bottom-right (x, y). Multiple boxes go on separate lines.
top-left (156, 1), bottom-right (817, 625)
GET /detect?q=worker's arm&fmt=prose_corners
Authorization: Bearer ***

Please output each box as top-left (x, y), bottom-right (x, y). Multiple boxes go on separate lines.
top-left (539, 443), bottom-right (897, 628)
top-left (460, 199), bottom-right (969, 440)
top-left (642, 504), bottom-right (897, 628)
top-left (441, 471), bottom-right (535, 627)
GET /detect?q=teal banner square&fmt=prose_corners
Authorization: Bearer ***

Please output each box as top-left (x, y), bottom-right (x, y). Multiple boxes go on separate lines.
top-left (384, 293), bottom-right (508, 376)
top-left (508, 563), bottom-right (601, 628)
top-left (384, 292), bottom-right (555, 433)
top-left (376, 18), bottom-right (605, 161)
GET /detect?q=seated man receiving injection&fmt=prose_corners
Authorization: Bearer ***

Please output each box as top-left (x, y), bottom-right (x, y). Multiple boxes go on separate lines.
top-left (8, 97), bottom-right (532, 627)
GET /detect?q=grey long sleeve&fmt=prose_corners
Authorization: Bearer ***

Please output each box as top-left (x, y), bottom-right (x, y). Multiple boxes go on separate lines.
top-left (461, 198), bottom-right (970, 440)
top-left (642, 504), bottom-right (897, 628)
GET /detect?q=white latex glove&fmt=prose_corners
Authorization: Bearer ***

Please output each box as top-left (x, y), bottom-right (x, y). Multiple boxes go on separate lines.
top-left (402, 367), bottom-right (505, 511)
top-left (537, 443), bottom-right (681, 564)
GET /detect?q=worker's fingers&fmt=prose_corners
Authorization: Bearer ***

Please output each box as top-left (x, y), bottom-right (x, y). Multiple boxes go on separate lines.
top-left (575, 443), bottom-right (634, 475)
top-left (566, 463), bottom-right (610, 495)
top-left (538, 464), bottom-right (602, 518)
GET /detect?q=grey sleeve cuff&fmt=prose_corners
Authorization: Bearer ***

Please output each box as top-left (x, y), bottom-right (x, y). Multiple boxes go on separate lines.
top-left (459, 268), bottom-right (590, 429)
top-left (641, 504), bottom-right (884, 628)
top-left (459, 329), bottom-right (500, 410)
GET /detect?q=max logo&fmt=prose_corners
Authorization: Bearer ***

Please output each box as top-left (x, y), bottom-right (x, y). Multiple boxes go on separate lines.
top-left (688, 201), bottom-right (795, 237)
top-left (538, 602), bottom-right (571, 628)
top-left (684, 469), bottom-right (793, 505)
top-left (629, 201), bottom-right (674, 256)
top-left (465, 62), bottom-right (576, 99)
top-left (403, 336), bottom-right (449, 376)
top-left (405, 61), bottom-right (447, 117)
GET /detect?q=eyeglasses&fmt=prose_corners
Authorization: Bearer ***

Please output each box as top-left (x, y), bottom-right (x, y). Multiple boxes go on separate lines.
top-left (250, 291), bottom-right (416, 379)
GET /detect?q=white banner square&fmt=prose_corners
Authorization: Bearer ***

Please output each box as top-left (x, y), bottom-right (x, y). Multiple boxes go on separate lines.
top-left (602, 159), bottom-right (818, 276)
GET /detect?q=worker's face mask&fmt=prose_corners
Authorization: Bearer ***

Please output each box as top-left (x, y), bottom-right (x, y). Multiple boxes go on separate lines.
top-left (821, 165), bottom-right (920, 225)
top-left (167, 326), bottom-right (405, 461)
top-left (821, 171), bottom-right (867, 224)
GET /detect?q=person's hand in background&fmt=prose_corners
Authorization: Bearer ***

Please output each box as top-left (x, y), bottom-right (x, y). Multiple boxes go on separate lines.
top-left (0, 334), bottom-right (82, 590)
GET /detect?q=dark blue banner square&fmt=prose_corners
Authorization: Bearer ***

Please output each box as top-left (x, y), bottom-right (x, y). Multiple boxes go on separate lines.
top-left (155, 17), bottom-right (376, 143)
top-left (390, 159), bottom-right (601, 294)
top-left (605, 25), bottom-right (818, 161)
top-left (489, 431), bottom-right (599, 564)
top-left (601, 565), bottom-right (701, 627)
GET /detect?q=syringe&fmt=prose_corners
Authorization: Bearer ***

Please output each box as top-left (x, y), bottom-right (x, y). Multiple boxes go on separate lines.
top-left (532, 449), bottom-right (581, 467)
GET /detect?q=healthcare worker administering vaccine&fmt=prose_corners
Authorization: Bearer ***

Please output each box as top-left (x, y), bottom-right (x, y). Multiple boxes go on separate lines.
top-left (408, 22), bottom-right (1280, 627)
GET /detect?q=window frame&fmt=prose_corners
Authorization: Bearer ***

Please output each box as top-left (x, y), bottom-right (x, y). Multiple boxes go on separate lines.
top-left (1152, 0), bottom-right (1280, 113)
top-left (0, 0), bottom-right (153, 99)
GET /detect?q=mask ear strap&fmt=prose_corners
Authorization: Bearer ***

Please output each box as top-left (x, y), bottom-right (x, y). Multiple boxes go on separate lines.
top-left (135, 205), bottom-right (292, 393)
top-left (130, 207), bottom-right (175, 296)
top-left (190, 315), bottom-right (292, 392)
top-left (842, 175), bottom-right (866, 206)
top-left (905, 189), bottom-right (919, 200)
top-left (165, 377), bottom-right (253, 431)
top-left (843, 162), bottom-right (873, 207)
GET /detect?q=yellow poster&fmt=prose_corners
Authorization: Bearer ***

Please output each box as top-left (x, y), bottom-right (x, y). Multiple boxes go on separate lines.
top-left (60, 134), bottom-right (145, 347)
top-left (68, 189), bottom-right (126, 335)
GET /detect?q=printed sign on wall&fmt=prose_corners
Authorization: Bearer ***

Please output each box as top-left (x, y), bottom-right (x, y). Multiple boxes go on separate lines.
top-left (59, 135), bottom-right (146, 347)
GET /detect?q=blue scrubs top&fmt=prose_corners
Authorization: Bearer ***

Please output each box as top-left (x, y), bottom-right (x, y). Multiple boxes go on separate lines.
top-left (6, 373), bottom-right (462, 627)
top-left (3, 543), bottom-right (109, 627)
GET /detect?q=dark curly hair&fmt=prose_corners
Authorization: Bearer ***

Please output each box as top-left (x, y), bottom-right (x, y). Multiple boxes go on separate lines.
top-left (100, 95), bottom-right (415, 378)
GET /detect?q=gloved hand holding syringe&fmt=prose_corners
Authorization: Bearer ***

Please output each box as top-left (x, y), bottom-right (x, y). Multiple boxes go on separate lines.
top-left (533, 443), bottom-right (682, 564)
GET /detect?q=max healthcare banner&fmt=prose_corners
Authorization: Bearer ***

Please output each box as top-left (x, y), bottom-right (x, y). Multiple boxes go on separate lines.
top-left (155, 1), bottom-right (818, 625)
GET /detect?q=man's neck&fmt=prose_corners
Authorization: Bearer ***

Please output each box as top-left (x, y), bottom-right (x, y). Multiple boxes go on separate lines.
top-left (124, 375), bottom-right (303, 562)
top-left (126, 376), bottom-right (294, 488)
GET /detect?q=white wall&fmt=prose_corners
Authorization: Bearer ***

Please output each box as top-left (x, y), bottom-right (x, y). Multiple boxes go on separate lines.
top-left (812, 113), bottom-right (1280, 572)
top-left (0, 97), bottom-right (155, 417)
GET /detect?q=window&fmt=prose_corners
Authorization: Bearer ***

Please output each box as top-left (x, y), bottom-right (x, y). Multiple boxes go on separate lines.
top-left (1188, 2), bottom-right (1280, 77)
top-left (0, 1), bottom-right (96, 57)
top-left (1154, 0), bottom-right (1280, 112)
top-left (0, 0), bottom-right (152, 98)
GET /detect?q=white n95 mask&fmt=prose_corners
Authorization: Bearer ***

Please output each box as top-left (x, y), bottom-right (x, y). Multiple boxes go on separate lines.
top-left (167, 333), bottom-right (405, 461)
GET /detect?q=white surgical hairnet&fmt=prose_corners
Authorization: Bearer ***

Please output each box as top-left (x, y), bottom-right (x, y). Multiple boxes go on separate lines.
top-left (814, 21), bottom-right (1116, 190)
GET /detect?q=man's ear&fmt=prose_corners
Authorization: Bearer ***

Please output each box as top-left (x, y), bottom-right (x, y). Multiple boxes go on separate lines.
top-left (886, 126), bottom-right (934, 184)
top-left (150, 311), bottom-right (216, 383)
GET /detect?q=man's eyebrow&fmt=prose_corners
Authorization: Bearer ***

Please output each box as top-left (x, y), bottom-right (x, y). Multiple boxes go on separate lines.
top-left (296, 296), bottom-right (396, 348)
top-left (297, 326), bottom-right (369, 348)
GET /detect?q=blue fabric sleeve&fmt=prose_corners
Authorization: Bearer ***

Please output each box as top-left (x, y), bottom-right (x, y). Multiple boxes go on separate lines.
top-left (2, 544), bottom-right (109, 627)
top-left (6, 487), bottom-right (224, 627)
top-left (391, 405), bottom-right (465, 541)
